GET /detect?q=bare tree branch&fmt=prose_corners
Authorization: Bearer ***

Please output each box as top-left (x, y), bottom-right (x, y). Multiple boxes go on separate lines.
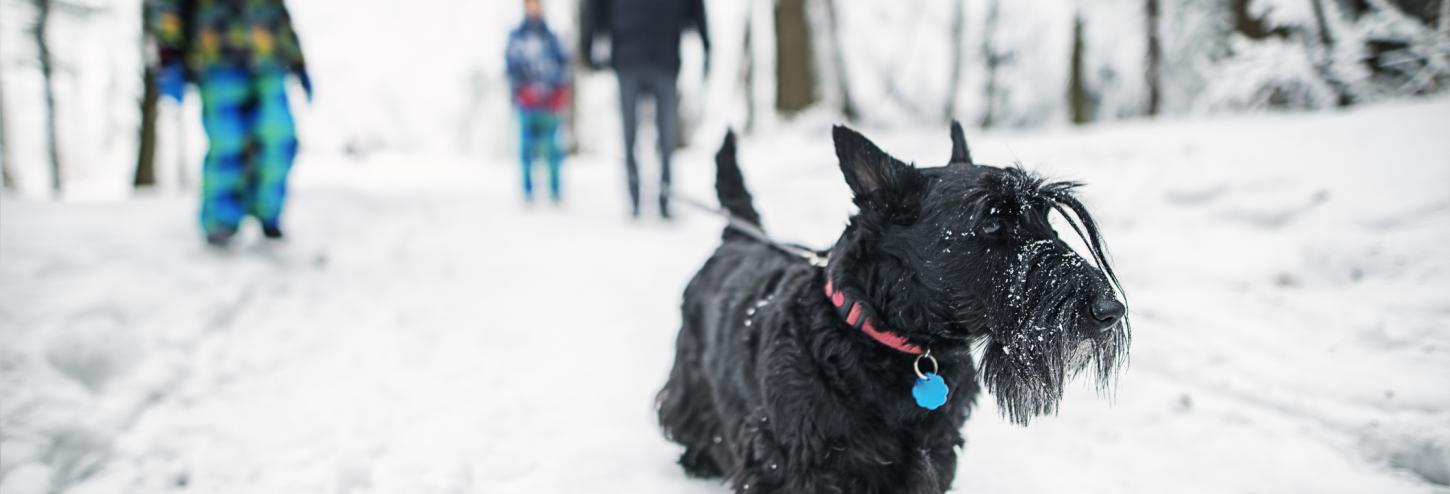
top-left (1145, 0), bottom-right (1162, 115)
top-left (0, 13), bottom-right (12, 190)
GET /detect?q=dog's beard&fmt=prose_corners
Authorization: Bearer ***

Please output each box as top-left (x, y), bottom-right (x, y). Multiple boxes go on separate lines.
top-left (976, 242), bottom-right (1130, 425)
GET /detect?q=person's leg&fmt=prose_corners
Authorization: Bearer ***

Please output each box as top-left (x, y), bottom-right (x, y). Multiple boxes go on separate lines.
top-left (616, 69), bottom-right (643, 217)
top-left (541, 112), bottom-right (563, 203)
top-left (519, 110), bottom-right (538, 202)
top-left (652, 69), bottom-right (680, 219)
top-left (248, 67), bottom-right (298, 237)
top-left (197, 66), bottom-right (253, 244)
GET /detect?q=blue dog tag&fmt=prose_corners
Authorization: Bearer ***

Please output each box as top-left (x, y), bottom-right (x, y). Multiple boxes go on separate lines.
top-left (912, 373), bottom-right (949, 410)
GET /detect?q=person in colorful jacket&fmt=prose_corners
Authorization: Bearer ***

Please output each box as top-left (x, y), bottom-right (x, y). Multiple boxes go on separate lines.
top-left (148, 0), bottom-right (312, 247)
top-left (507, 0), bottom-right (571, 205)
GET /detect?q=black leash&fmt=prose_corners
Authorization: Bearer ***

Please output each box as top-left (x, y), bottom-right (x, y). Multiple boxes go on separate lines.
top-left (665, 191), bottom-right (830, 268)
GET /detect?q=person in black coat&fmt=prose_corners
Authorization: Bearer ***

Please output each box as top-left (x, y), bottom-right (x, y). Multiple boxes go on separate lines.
top-left (581, 0), bottom-right (710, 219)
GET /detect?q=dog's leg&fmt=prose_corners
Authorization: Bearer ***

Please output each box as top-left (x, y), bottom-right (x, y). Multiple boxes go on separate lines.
top-left (659, 367), bottom-right (723, 479)
top-left (657, 308), bottom-right (728, 478)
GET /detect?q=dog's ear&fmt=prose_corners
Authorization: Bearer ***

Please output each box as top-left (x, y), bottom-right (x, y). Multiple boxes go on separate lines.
top-left (833, 126), bottom-right (922, 213)
top-left (949, 121), bottom-right (974, 166)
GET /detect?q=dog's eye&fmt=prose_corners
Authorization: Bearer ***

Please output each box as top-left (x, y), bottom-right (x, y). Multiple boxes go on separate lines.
top-left (981, 219), bottom-right (1003, 235)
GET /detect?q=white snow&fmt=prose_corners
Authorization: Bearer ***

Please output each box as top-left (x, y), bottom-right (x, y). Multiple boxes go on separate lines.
top-left (4, 94), bottom-right (1450, 493)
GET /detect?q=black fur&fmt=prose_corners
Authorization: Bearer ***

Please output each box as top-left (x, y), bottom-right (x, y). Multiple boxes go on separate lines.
top-left (657, 124), bottom-right (1130, 493)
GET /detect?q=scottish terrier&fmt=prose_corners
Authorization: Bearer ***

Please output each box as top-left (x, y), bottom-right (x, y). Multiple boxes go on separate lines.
top-left (657, 124), bottom-right (1130, 493)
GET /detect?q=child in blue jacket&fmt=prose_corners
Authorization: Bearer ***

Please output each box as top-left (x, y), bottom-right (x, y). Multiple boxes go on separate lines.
top-left (507, 0), bottom-right (571, 204)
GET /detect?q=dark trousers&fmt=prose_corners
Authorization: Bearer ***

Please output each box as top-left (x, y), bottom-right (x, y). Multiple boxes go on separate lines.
top-left (617, 67), bottom-right (678, 216)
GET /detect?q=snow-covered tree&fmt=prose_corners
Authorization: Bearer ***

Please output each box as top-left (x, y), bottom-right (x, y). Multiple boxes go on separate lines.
top-left (1195, 0), bottom-right (1447, 111)
top-left (1348, 0), bottom-right (1450, 96)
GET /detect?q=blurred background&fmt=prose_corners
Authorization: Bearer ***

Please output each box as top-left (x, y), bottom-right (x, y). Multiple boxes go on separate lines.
top-left (1, 0), bottom-right (1448, 493)
top-left (1, 0), bottom-right (1445, 195)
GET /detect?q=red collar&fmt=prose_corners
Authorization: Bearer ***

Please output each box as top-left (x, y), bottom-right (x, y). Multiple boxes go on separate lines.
top-left (824, 278), bottom-right (925, 355)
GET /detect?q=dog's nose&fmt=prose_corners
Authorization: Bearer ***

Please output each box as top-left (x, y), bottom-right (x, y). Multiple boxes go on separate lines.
top-left (1089, 297), bottom-right (1125, 330)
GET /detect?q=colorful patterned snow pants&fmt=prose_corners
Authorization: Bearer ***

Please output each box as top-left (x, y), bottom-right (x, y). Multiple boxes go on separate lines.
top-left (518, 109), bottom-right (563, 202)
top-left (198, 65), bottom-right (297, 235)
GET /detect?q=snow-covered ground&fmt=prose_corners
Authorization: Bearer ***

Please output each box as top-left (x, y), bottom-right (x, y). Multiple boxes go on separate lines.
top-left (3, 97), bottom-right (1450, 493)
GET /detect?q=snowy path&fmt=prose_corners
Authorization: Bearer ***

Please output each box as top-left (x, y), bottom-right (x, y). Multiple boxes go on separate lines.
top-left (4, 99), bottom-right (1450, 493)
top-left (2, 156), bottom-right (733, 493)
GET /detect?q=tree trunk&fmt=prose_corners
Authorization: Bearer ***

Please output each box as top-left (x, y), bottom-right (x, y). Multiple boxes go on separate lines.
top-left (0, 99), bottom-right (10, 190)
top-left (775, 0), bottom-right (817, 115)
top-left (1441, 0), bottom-right (1449, 34)
top-left (0, 28), bottom-right (12, 190)
top-left (821, 0), bottom-right (857, 121)
top-left (980, 0), bottom-right (1002, 128)
top-left (136, 46), bottom-right (159, 186)
top-left (1310, 0), bottom-right (1354, 106)
top-left (1069, 12), bottom-right (1090, 125)
top-left (136, 69), bottom-right (159, 187)
top-left (35, 0), bottom-right (63, 194)
top-left (943, 0), bottom-right (966, 122)
top-left (1145, 0), bottom-right (1162, 116)
top-left (566, 0), bottom-right (583, 155)
top-left (744, 4), bottom-right (756, 132)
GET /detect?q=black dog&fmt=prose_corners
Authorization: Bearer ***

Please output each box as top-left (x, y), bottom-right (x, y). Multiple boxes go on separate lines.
top-left (657, 124), bottom-right (1130, 493)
